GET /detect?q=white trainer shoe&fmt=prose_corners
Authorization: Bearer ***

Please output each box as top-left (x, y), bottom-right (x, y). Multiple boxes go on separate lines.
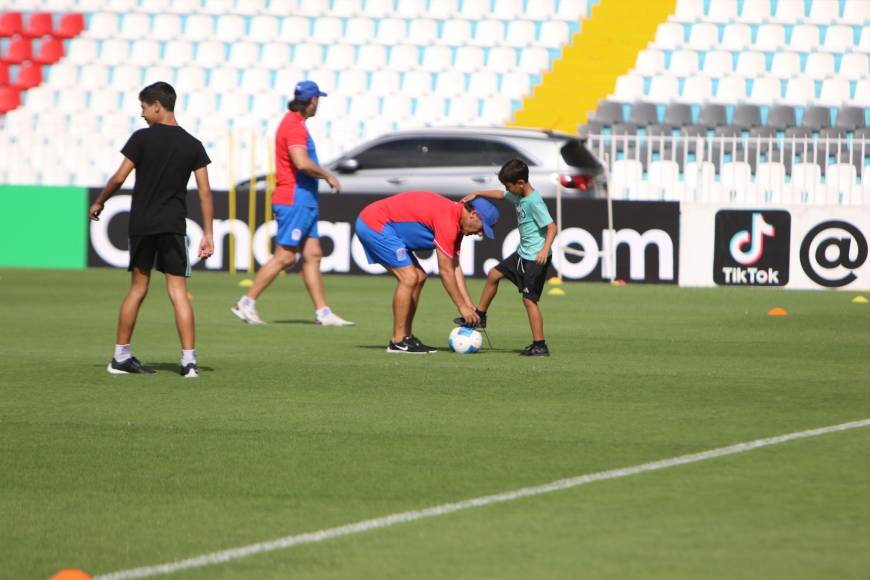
top-left (316, 309), bottom-right (355, 327)
top-left (231, 302), bottom-right (265, 324)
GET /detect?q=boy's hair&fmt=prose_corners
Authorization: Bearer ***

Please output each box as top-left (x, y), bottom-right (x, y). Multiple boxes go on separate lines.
top-left (287, 99), bottom-right (310, 112)
top-left (498, 158), bottom-right (529, 184)
top-left (139, 82), bottom-right (176, 112)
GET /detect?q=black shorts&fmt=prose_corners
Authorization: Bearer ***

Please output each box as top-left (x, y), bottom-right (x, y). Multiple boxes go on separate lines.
top-left (129, 234), bottom-right (191, 277)
top-left (495, 251), bottom-right (552, 303)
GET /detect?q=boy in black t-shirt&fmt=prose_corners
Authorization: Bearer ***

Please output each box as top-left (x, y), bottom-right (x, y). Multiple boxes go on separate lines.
top-left (89, 82), bottom-right (215, 378)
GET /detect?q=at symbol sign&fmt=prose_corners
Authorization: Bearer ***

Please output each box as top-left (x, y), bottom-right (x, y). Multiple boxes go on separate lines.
top-left (799, 220), bottom-right (868, 287)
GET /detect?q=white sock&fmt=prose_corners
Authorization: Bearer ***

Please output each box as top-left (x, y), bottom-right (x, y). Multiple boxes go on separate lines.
top-left (239, 296), bottom-right (255, 307)
top-left (181, 349), bottom-right (196, 366)
top-left (316, 306), bottom-right (331, 319)
top-left (114, 344), bottom-right (131, 362)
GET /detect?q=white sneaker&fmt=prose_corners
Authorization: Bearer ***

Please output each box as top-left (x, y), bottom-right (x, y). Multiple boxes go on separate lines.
top-left (316, 310), bottom-right (355, 327)
top-left (231, 302), bottom-right (265, 324)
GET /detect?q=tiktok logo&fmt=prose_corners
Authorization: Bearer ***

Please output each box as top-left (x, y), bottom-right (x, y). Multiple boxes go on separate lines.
top-left (729, 213), bottom-right (775, 265)
top-left (714, 210), bottom-right (791, 286)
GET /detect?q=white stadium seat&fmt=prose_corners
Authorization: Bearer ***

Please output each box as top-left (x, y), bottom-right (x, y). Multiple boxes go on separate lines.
top-left (46, 62), bottom-right (77, 88)
top-left (474, 20), bottom-right (505, 47)
top-left (500, 71), bottom-right (532, 100)
top-left (538, 20), bottom-right (571, 49)
top-left (635, 49), bottom-right (665, 75)
top-left (808, 0), bottom-right (841, 24)
top-left (822, 25), bottom-right (855, 52)
top-left (448, 95), bottom-right (480, 123)
top-left (388, 44), bottom-right (420, 72)
top-left (174, 66), bottom-right (206, 93)
top-left (364, 0), bottom-right (395, 18)
top-left (87, 13), bottom-right (119, 40)
top-left (375, 18), bottom-right (406, 45)
top-left (249, 15), bottom-right (280, 42)
top-left (755, 24), bottom-right (786, 51)
top-left (861, 27), bottom-right (870, 52)
top-left (407, 19), bottom-right (439, 47)
top-left (782, 77), bottom-right (815, 105)
top-left (791, 163), bottom-right (823, 203)
top-left (487, 47), bottom-right (518, 74)
top-left (653, 22), bottom-right (684, 50)
top-left (79, 64), bottom-right (110, 88)
top-left (648, 160), bottom-right (681, 200)
top-left (769, 51), bottom-right (801, 79)
top-left (527, 0), bottom-right (557, 19)
top-left (427, 0), bottom-right (459, 19)
top-left (772, 0), bottom-right (806, 23)
top-left (481, 95), bottom-right (513, 124)
top-left (712, 76), bottom-right (747, 103)
top-left (421, 46), bottom-right (452, 72)
top-left (556, 0), bottom-right (587, 20)
top-left (789, 24), bottom-right (820, 52)
top-left (196, 40), bottom-right (226, 68)
top-left (459, 0), bottom-right (488, 19)
top-left (721, 24), bottom-right (752, 51)
top-left (747, 76), bottom-right (781, 105)
top-left (348, 93), bottom-right (379, 120)
top-left (336, 69), bottom-right (368, 94)
top-left (380, 94), bottom-right (412, 121)
top-left (434, 70), bottom-right (466, 98)
top-left (504, 20), bottom-right (537, 48)
top-left (441, 20), bottom-right (472, 46)
top-left (611, 74), bottom-right (645, 102)
top-left (396, 0), bottom-right (428, 18)
top-left (648, 75), bottom-right (679, 102)
top-left (679, 75), bottom-right (712, 103)
top-left (279, 17), bottom-right (311, 44)
top-left (118, 13), bottom-right (150, 40)
top-left (274, 67), bottom-right (306, 95)
top-left (240, 68), bottom-right (272, 94)
top-left (151, 14), bottom-right (182, 41)
top-left (184, 14), bottom-right (214, 42)
top-left (332, 0), bottom-right (362, 17)
top-left (401, 70), bottom-right (432, 97)
top-left (610, 160), bottom-right (644, 200)
top-left (370, 69), bottom-right (401, 96)
top-left (825, 164), bottom-right (859, 205)
top-left (312, 17), bottom-right (343, 44)
top-left (738, 0), bottom-right (770, 23)
top-left (261, 42), bottom-right (291, 69)
top-left (112, 64), bottom-right (143, 92)
top-left (454, 46), bottom-right (485, 72)
top-left (707, 0), bottom-right (737, 23)
top-left (164, 40), bottom-right (194, 64)
top-left (721, 162), bottom-right (753, 203)
top-left (413, 95), bottom-right (446, 124)
top-left (668, 50), bottom-right (699, 76)
top-left (736, 51), bottom-right (767, 78)
top-left (99, 39), bottom-right (129, 67)
top-left (840, 53), bottom-right (869, 80)
top-left (208, 67), bottom-right (238, 92)
top-left (292, 43), bottom-right (324, 67)
top-left (702, 51), bottom-right (733, 77)
top-left (202, 0), bottom-right (235, 15)
top-left (518, 47), bottom-right (550, 73)
top-left (345, 18), bottom-right (375, 43)
top-left (325, 44), bottom-right (355, 70)
top-left (687, 22), bottom-right (718, 50)
top-left (493, 0), bottom-right (524, 20)
top-left (66, 38), bottom-right (99, 65)
top-left (684, 162), bottom-right (716, 202)
top-left (235, 0), bottom-right (268, 16)
top-left (804, 52), bottom-right (835, 80)
top-left (756, 162), bottom-right (788, 203)
top-left (842, 0), bottom-right (870, 24)
top-left (467, 71), bottom-right (498, 98)
top-left (219, 92), bottom-right (249, 117)
top-left (672, 0), bottom-right (704, 23)
top-left (142, 65), bottom-right (173, 87)
top-left (817, 78), bottom-right (851, 107)
top-left (216, 14), bottom-right (246, 41)
top-left (229, 42), bottom-right (259, 68)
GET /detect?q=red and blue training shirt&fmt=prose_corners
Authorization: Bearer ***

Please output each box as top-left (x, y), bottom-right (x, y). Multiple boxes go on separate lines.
top-left (273, 111), bottom-right (319, 207)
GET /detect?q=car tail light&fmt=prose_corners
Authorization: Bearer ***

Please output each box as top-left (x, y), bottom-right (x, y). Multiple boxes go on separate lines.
top-left (559, 174), bottom-right (594, 190)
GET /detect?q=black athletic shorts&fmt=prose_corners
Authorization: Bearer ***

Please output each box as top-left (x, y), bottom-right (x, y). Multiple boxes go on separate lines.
top-left (128, 234), bottom-right (191, 277)
top-left (495, 251), bottom-right (552, 303)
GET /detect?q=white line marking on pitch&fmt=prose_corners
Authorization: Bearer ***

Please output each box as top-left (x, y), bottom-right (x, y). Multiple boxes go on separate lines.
top-left (94, 418), bottom-right (870, 580)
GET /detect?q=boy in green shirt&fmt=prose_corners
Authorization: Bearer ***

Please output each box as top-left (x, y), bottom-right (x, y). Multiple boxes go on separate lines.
top-left (458, 159), bottom-right (557, 356)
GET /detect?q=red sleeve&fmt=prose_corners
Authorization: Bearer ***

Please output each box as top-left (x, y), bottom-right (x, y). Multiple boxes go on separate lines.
top-left (432, 212), bottom-right (462, 258)
top-left (284, 119), bottom-right (308, 149)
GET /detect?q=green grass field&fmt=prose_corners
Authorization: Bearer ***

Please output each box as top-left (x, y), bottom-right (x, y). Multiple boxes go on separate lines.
top-left (1, 268), bottom-right (868, 580)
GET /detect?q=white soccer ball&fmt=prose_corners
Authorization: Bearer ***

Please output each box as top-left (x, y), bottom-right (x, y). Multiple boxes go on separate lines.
top-left (448, 326), bottom-right (482, 354)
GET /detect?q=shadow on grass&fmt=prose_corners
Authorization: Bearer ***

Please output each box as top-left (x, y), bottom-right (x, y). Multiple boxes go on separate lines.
top-left (355, 344), bottom-right (515, 354)
top-left (272, 319), bottom-right (317, 325)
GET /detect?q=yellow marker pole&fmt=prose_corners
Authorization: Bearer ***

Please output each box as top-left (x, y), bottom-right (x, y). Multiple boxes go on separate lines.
top-left (265, 135), bottom-right (275, 255)
top-left (248, 130), bottom-right (257, 273)
top-left (227, 128), bottom-right (236, 275)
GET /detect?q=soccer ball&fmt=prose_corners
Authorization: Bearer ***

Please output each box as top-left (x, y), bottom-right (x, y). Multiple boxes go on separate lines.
top-left (448, 326), bottom-right (482, 354)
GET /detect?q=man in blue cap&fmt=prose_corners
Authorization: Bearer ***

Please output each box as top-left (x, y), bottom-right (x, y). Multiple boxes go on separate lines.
top-left (356, 191), bottom-right (499, 354)
top-left (232, 80), bottom-right (354, 327)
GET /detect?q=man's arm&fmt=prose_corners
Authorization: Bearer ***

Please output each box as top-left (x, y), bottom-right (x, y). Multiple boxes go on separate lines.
top-left (535, 222), bottom-right (558, 265)
top-left (460, 189), bottom-right (504, 204)
top-left (88, 157), bottom-right (135, 221)
top-left (289, 147), bottom-right (341, 193)
top-left (436, 250), bottom-right (479, 325)
top-left (193, 166), bottom-right (215, 259)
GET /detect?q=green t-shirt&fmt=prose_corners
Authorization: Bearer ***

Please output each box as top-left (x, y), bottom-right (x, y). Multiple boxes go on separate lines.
top-left (504, 190), bottom-right (554, 260)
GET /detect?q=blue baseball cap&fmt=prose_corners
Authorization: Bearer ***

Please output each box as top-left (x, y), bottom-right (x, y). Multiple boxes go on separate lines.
top-left (294, 80), bottom-right (327, 100)
top-left (470, 198), bottom-right (499, 239)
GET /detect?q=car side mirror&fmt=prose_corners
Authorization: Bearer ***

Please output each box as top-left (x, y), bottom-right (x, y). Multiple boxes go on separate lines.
top-left (336, 158), bottom-right (359, 174)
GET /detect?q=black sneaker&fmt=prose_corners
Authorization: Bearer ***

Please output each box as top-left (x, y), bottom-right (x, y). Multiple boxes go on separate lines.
top-left (106, 356), bottom-right (156, 375)
top-left (407, 335), bottom-right (438, 353)
top-left (452, 309), bottom-right (487, 329)
top-left (386, 336), bottom-right (433, 354)
top-left (519, 343), bottom-right (550, 357)
top-left (180, 363), bottom-right (199, 378)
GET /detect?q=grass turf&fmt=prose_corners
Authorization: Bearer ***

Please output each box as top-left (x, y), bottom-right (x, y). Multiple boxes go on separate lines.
top-left (0, 268), bottom-right (868, 579)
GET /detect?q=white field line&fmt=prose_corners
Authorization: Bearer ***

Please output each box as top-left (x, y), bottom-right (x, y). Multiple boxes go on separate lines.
top-left (94, 418), bottom-right (870, 580)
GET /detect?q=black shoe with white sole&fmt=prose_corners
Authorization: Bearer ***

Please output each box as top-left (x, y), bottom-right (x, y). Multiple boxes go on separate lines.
top-left (386, 336), bottom-right (435, 354)
top-left (452, 309), bottom-right (487, 329)
top-left (107, 356), bottom-right (155, 374)
top-left (519, 343), bottom-right (550, 357)
top-left (180, 363), bottom-right (199, 378)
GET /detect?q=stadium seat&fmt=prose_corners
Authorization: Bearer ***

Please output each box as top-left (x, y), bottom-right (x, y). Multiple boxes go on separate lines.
top-left (672, 0), bottom-right (704, 23)
top-left (117, 13), bottom-right (150, 40)
top-left (772, 0), bottom-right (806, 23)
top-left (332, 0), bottom-right (362, 17)
top-left (396, 0), bottom-right (427, 18)
top-left (487, 47), bottom-right (517, 74)
top-left (853, 79), bottom-right (870, 106)
top-left (33, 37), bottom-right (64, 65)
top-left (234, 0), bottom-right (268, 16)
top-left (381, 94), bottom-right (412, 121)
top-left (591, 100), bottom-right (625, 126)
top-left (526, 0), bottom-right (557, 20)
top-left (219, 92), bottom-right (248, 117)
top-left (325, 44), bottom-right (354, 70)
top-left (824, 164), bottom-right (858, 205)
top-left (0, 12), bottom-right (23, 37)
top-left (556, 0), bottom-right (587, 20)
top-left (149, 14), bottom-right (181, 41)
top-left (345, 17), bottom-right (374, 43)
top-left (648, 160), bottom-right (680, 200)
top-left (628, 101), bottom-right (658, 126)
top-left (248, 15), bottom-right (279, 42)
top-left (747, 76), bottom-right (780, 105)
top-left (98, 38), bottom-right (128, 67)
top-left (721, 24), bottom-right (752, 51)
top-left (493, 0), bottom-right (524, 19)
top-left (312, 17), bottom-right (343, 44)
top-left (385, 44), bottom-right (416, 72)
top-left (111, 64), bottom-right (143, 92)
top-left (413, 95), bottom-right (446, 124)
top-left (185, 14), bottom-right (214, 42)
top-left (364, 0), bottom-right (396, 18)
top-left (702, 51), bottom-right (733, 77)
top-left (610, 159), bottom-right (644, 200)
top-left (239, 68), bottom-right (271, 94)
top-left (130, 39), bottom-right (160, 66)
top-left (843, 0), bottom-right (870, 24)
top-left (12, 62), bottom-right (41, 90)
top-left (684, 161), bottom-right (716, 201)
top-left (408, 19), bottom-right (439, 47)
top-left (736, 51), bottom-right (768, 78)
top-left (653, 22), bottom-right (684, 50)
top-left (505, 19), bottom-right (537, 48)
top-left (375, 18), bottom-right (406, 45)
top-left (818, 78), bottom-right (851, 108)
top-left (202, 0), bottom-right (236, 15)
top-left (174, 66), bottom-right (205, 93)
top-left (467, 70), bottom-right (497, 98)
top-left (401, 70), bottom-right (432, 97)
top-left (738, 0), bottom-right (770, 23)
top-left (804, 52), bottom-right (835, 80)
top-left (421, 45), bottom-right (452, 72)
top-left (807, 0), bottom-right (841, 24)
top-left (668, 50), bottom-right (699, 76)
top-left (635, 49), bottom-right (665, 75)
top-left (769, 51), bottom-right (801, 79)
top-left (79, 63), bottom-right (109, 87)
top-left (782, 77), bottom-right (815, 106)
top-left (834, 106), bottom-right (866, 131)
top-left (706, 0), bottom-right (738, 23)
top-left (733, 104), bottom-right (761, 130)
top-left (55, 13), bottom-right (84, 39)
top-left (367, 68), bottom-right (399, 96)
top-left (22, 12), bottom-right (53, 38)
top-left (474, 20), bottom-right (504, 47)
top-left (679, 75), bottom-right (712, 103)
top-left (454, 46), bottom-right (484, 72)
top-left (1, 37), bottom-right (32, 64)
top-left (755, 24), bottom-right (786, 51)
top-left (279, 16), bottom-right (310, 44)
top-left (802, 106), bottom-right (832, 130)
top-left (721, 162), bottom-right (753, 202)
top-left (839, 53), bottom-right (869, 80)
top-left (687, 23), bottom-right (718, 50)
top-left (480, 95), bottom-right (512, 124)
top-left (142, 64), bottom-right (174, 86)
top-left (647, 75), bottom-right (679, 102)
top-left (448, 95), bottom-right (480, 123)
top-left (539, 20), bottom-right (571, 49)
top-left (822, 25), bottom-right (855, 52)
top-left (663, 102), bottom-right (692, 128)
top-left (756, 162), bottom-right (788, 203)
top-left (712, 76), bottom-right (747, 104)
top-left (441, 20), bottom-right (472, 46)
top-left (187, 90), bottom-right (218, 115)
top-left (611, 74), bottom-right (644, 102)
top-left (766, 105), bottom-right (796, 131)
top-left (790, 24), bottom-right (820, 51)
top-left (500, 71), bottom-right (531, 100)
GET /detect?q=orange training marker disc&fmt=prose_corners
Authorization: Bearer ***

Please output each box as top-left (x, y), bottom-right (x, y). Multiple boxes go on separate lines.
top-left (767, 307), bottom-right (788, 316)
top-left (49, 570), bottom-right (92, 580)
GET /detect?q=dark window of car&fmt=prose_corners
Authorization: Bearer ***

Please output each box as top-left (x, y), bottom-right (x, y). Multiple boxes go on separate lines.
top-left (417, 138), bottom-right (533, 167)
top-left (352, 139), bottom-right (420, 169)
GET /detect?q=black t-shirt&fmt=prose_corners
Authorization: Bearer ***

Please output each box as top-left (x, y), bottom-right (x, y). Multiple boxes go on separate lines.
top-left (121, 124), bottom-right (210, 236)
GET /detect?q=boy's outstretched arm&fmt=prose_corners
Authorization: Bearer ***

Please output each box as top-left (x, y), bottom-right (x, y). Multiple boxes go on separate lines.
top-left (460, 189), bottom-right (504, 203)
top-left (194, 166), bottom-right (215, 259)
top-left (89, 157), bottom-right (135, 220)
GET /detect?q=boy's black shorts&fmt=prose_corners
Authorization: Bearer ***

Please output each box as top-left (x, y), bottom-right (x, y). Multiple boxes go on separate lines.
top-left (129, 234), bottom-right (191, 277)
top-left (494, 251), bottom-right (552, 303)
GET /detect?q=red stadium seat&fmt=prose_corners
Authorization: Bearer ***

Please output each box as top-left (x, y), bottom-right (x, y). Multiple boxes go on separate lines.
top-left (13, 62), bottom-right (42, 89)
top-left (55, 13), bottom-right (85, 39)
top-left (33, 36), bottom-right (64, 64)
top-left (0, 12), bottom-right (23, 37)
top-left (0, 85), bottom-right (21, 114)
top-left (22, 12), bottom-right (53, 38)
top-left (0, 62), bottom-right (8, 84)
top-left (1, 37), bottom-right (32, 64)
